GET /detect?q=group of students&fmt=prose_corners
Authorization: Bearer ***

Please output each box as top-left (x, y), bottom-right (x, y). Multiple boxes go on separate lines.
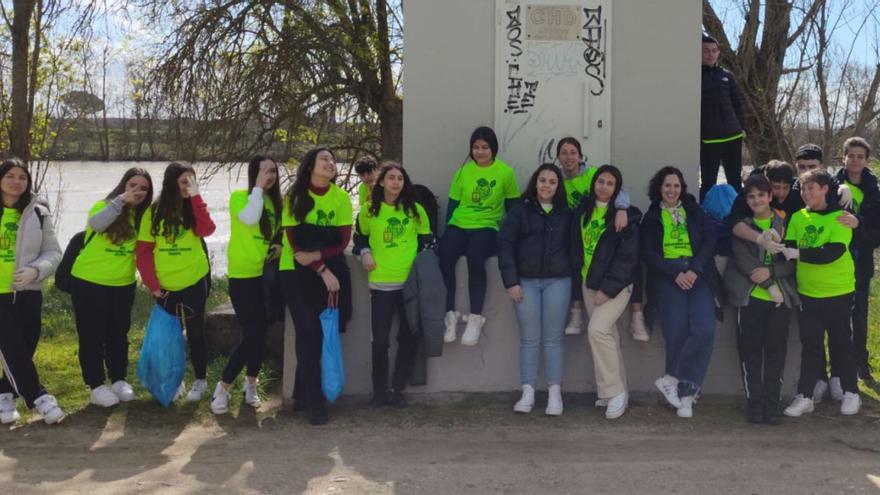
top-left (0, 127), bottom-right (875, 427)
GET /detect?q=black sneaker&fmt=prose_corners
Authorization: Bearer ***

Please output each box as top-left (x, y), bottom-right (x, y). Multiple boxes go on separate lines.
top-left (308, 405), bottom-right (329, 426)
top-left (370, 391), bottom-right (391, 408)
top-left (763, 402), bottom-right (783, 426)
top-left (858, 363), bottom-right (875, 382)
top-left (390, 391), bottom-right (409, 409)
top-left (746, 399), bottom-right (763, 424)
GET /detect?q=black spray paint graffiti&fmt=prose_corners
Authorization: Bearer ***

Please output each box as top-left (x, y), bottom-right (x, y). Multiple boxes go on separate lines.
top-left (581, 6), bottom-right (605, 96)
top-left (505, 4), bottom-right (539, 115)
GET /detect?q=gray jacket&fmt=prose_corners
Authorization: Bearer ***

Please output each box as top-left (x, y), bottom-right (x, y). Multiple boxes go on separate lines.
top-left (10, 199), bottom-right (62, 291)
top-left (723, 213), bottom-right (799, 308)
top-left (403, 249), bottom-right (446, 358)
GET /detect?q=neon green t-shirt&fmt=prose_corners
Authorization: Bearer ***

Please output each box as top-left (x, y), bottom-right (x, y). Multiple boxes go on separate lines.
top-left (358, 183), bottom-right (371, 206)
top-left (749, 216), bottom-right (774, 302)
top-left (281, 183), bottom-right (354, 268)
top-left (845, 180), bottom-right (864, 214)
top-left (784, 208), bottom-right (855, 298)
top-left (564, 166), bottom-right (597, 209)
top-left (661, 208), bottom-right (693, 258)
top-left (0, 208), bottom-right (20, 294)
top-left (227, 189), bottom-right (277, 279)
top-left (580, 206), bottom-right (607, 280)
top-left (358, 201), bottom-right (431, 284)
top-left (279, 202), bottom-right (295, 272)
top-left (71, 200), bottom-right (138, 286)
top-left (448, 159), bottom-right (519, 230)
top-left (137, 206), bottom-right (210, 291)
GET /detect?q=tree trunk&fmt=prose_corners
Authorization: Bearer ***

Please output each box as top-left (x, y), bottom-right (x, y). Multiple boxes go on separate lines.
top-left (379, 97), bottom-right (402, 160)
top-left (9, 0), bottom-right (37, 161)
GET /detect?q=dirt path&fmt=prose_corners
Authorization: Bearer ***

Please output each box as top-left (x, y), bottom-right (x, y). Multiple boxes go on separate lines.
top-left (1, 393), bottom-right (879, 494)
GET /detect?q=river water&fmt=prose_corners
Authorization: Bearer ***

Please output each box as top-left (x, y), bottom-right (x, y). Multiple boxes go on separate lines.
top-left (42, 161), bottom-right (265, 276)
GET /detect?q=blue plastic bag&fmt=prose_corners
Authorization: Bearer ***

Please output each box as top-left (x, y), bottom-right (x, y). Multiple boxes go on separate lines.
top-left (137, 304), bottom-right (186, 407)
top-left (320, 298), bottom-right (345, 402)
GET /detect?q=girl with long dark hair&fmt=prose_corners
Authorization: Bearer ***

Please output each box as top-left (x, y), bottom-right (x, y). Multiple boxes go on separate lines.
top-left (353, 162), bottom-right (432, 408)
top-left (210, 155), bottom-right (283, 414)
top-left (0, 158), bottom-right (64, 424)
top-left (439, 126), bottom-right (519, 346)
top-left (571, 165), bottom-right (641, 419)
top-left (71, 167), bottom-right (153, 407)
top-left (498, 163), bottom-right (572, 415)
top-left (281, 147), bottom-right (353, 425)
top-left (136, 162), bottom-right (216, 403)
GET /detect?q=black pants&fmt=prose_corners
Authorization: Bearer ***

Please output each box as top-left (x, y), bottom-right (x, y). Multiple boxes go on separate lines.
top-left (0, 291), bottom-right (47, 408)
top-left (222, 277), bottom-right (269, 384)
top-left (370, 289), bottom-right (418, 394)
top-left (281, 267), bottom-right (329, 412)
top-left (736, 299), bottom-right (789, 406)
top-left (71, 278), bottom-right (136, 389)
top-left (852, 261), bottom-right (872, 370)
top-left (797, 294), bottom-right (858, 397)
top-left (438, 225), bottom-right (496, 314)
top-left (699, 138), bottom-right (743, 201)
top-left (159, 276), bottom-right (210, 380)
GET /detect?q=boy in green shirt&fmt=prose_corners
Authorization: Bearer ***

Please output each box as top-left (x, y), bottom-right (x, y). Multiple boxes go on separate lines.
top-left (782, 169), bottom-right (861, 417)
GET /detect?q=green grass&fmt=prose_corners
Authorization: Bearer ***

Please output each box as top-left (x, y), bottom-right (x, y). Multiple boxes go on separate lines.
top-left (24, 277), bottom-right (280, 423)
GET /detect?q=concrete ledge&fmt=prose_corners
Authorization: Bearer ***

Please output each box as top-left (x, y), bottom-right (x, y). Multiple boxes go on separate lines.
top-left (282, 254), bottom-right (804, 403)
top-left (205, 301), bottom-right (284, 358)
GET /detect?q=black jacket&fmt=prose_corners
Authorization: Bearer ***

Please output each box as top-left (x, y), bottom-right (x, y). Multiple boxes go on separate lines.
top-left (498, 198), bottom-right (573, 288)
top-left (641, 194), bottom-right (724, 321)
top-left (701, 65), bottom-right (745, 140)
top-left (835, 167), bottom-right (880, 275)
top-left (569, 202), bottom-right (641, 298)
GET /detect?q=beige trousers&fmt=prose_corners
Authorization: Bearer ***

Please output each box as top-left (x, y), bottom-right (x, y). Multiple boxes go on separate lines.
top-left (583, 285), bottom-right (633, 398)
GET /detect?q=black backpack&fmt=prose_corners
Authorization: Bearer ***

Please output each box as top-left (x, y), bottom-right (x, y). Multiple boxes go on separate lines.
top-left (413, 184), bottom-right (440, 236)
top-left (54, 230), bottom-right (95, 293)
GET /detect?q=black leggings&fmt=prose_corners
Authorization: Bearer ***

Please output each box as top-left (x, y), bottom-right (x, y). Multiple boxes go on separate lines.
top-left (71, 278), bottom-right (136, 389)
top-left (222, 277), bottom-right (269, 384)
top-left (370, 289), bottom-right (418, 393)
top-left (159, 275), bottom-right (210, 380)
top-left (438, 225), bottom-right (496, 314)
top-left (0, 291), bottom-right (46, 408)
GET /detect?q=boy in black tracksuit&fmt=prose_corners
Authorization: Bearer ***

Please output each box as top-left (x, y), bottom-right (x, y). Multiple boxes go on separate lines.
top-left (723, 175), bottom-right (798, 424)
top-left (835, 137), bottom-right (880, 381)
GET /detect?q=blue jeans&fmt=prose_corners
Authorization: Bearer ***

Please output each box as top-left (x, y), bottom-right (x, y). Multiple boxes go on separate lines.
top-left (657, 261), bottom-right (716, 397)
top-left (512, 277), bottom-right (571, 386)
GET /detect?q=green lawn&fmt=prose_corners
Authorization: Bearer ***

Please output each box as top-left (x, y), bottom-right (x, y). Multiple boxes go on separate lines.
top-left (24, 278), bottom-right (280, 423)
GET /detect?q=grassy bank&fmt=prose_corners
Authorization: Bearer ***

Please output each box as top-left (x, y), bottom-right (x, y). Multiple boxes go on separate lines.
top-left (26, 278), bottom-right (280, 423)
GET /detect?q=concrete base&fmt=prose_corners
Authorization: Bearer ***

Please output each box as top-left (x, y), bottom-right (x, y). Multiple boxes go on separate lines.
top-left (282, 254), bottom-right (803, 403)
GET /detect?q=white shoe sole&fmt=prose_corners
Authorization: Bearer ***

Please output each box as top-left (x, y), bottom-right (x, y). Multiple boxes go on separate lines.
top-left (0, 412), bottom-right (20, 424)
top-left (513, 403), bottom-right (533, 414)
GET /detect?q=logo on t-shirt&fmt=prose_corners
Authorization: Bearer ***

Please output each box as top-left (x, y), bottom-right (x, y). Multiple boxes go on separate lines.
top-left (798, 225), bottom-right (824, 248)
top-left (570, 190), bottom-right (585, 206)
top-left (382, 216), bottom-right (410, 248)
top-left (315, 209), bottom-right (336, 226)
top-left (469, 178), bottom-right (497, 209)
top-left (670, 223), bottom-right (687, 240)
top-left (583, 219), bottom-right (604, 254)
top-left (0, 222), bottom-right (17, 251)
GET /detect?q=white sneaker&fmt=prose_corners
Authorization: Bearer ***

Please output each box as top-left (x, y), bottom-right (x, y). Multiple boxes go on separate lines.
top-left (829, 377), bottom-right (844, 402)
top-left (110, 380), bottom-right (136, 402)
top-left (513, 384), bottom-right (534, 414)
top-left (605, 391), bottom-right (628, 419)
top-left (90, 384), bottom-right (120, 408)
top-left (460, 314), bottom-right (486, 346)
top-left (594, 398), bottom-right (608, 408)
top-left (0, 393), bottom-right (20, 424)
top-left (244, 379), bottom-right (261, 408)
top-left (629, 312), bottom-right (650, 342)
top-left (186, 379), bottom-right (208, 402)
top-left (840, 392), bottom-right (861, 416)
top-left (677, 396), bottom-right (694, 418)
top-left (443, 311), bottom-right (459, 343)
top-left (210, 382), bottom-right (229, 415)
top-left (812, 380), bottom-right (829, 405)
top-left (545, 384), bottom-right (563, 416)
top-left (34, 394), bottom-right (65, 425)
top-left (564, 307), bottom-right (583, 335)
top-left (784, 394), bottom-right (815, 417)
top-left (654, 375), bottom-right (681, 408)
top-left (174, 381), bottom-right (187, 401)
